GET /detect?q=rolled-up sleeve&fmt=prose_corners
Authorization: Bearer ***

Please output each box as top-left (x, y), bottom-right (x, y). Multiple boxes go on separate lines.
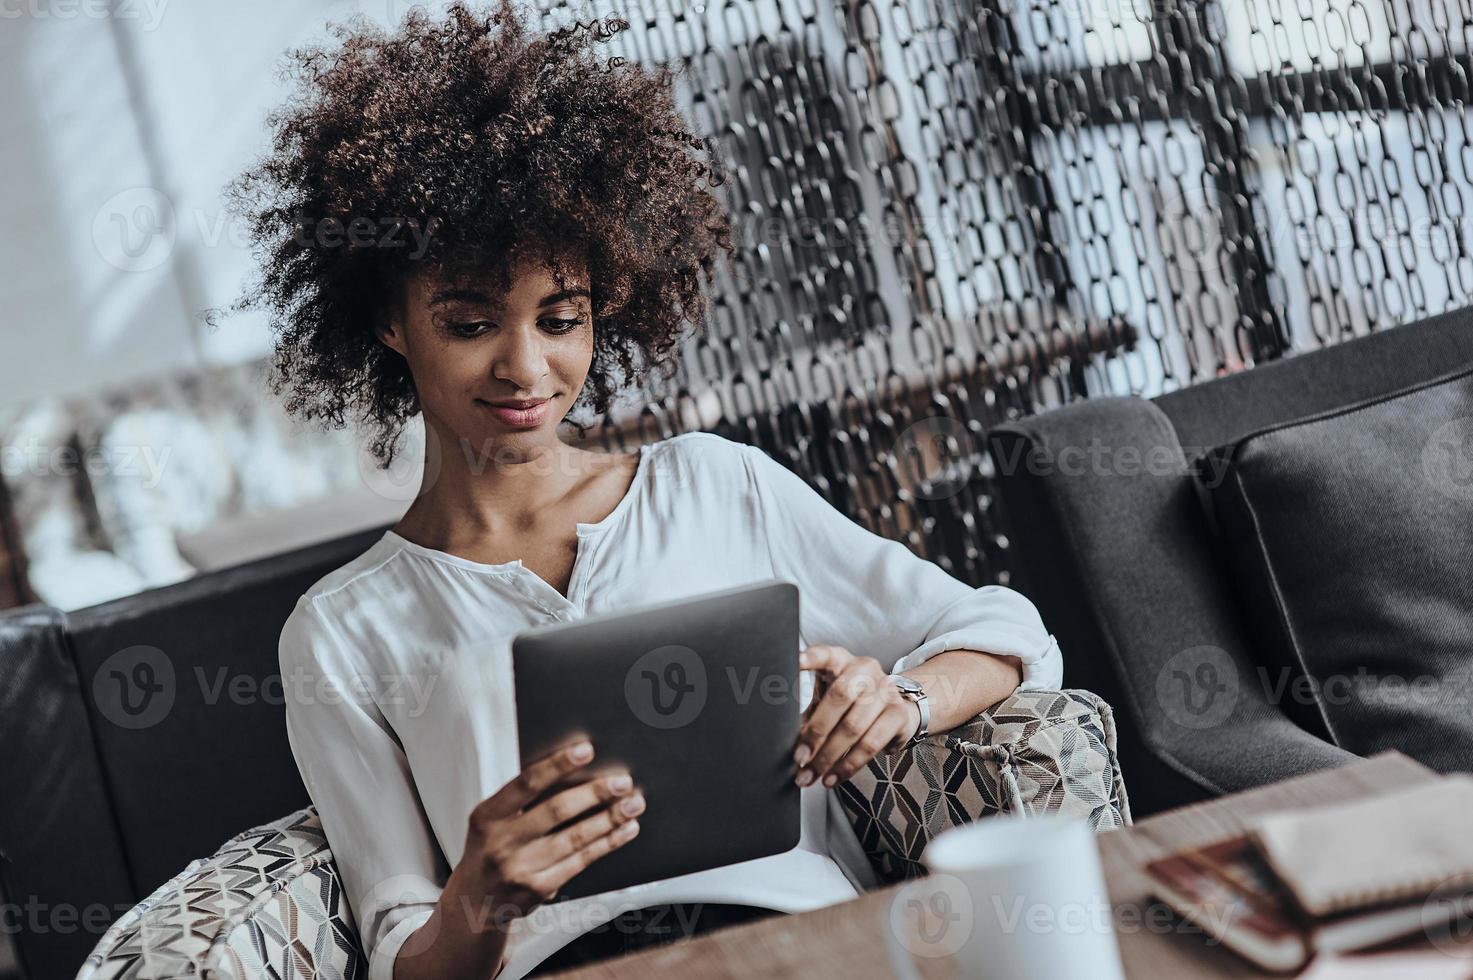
top-left (279, 597), bottom-right (445, 980)
top-left (740, 443), bottom-right (1063, 691)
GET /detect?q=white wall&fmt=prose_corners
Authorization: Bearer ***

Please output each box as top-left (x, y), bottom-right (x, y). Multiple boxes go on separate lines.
top-left (0, 0), bottom-right (392, 409)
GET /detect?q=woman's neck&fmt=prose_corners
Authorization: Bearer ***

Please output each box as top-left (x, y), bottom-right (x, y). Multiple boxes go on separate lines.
top-left (393, 430), bottom-right (592, 548)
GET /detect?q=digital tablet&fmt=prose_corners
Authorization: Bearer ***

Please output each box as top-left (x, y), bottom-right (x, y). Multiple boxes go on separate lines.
top-left (511, 579), bottom-right (802, 900)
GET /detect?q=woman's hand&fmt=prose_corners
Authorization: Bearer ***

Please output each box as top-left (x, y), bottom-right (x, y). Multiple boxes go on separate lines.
top-left (454, 740), bottom-right (645, 924)
top-left (793, 645), bottom-right (920, 790)
top-left (397, 741), bottom-right (643, 980)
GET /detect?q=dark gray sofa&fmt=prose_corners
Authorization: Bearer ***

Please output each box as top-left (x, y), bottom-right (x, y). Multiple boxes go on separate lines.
top-left (0, 526), bottom-right (391, 980)
top-left (988, 309), bottom-right (1473, 817)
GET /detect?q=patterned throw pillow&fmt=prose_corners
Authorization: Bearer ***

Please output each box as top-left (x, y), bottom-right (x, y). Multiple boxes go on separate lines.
top-left (835, 688), bottom-right (1132, 882)
top-left (76, 808), bottom-right (365, 980)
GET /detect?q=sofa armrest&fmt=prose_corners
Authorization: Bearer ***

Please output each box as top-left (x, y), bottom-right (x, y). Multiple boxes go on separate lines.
top-left (77, 807), bottom-right (366, 980)
top-left (836, 688), bottom-right (1131, 883)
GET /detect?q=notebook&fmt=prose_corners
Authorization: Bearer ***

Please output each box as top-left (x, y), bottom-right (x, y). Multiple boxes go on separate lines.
top-left (1145, 777), bottom-right (1473, 972)
top-left (1248, 775), bottom-right (1473, 918)
top-left (1145, 835), bottom-right (1470, 973)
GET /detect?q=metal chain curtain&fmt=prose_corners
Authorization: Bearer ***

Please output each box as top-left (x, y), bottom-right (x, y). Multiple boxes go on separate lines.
top-left (541, 0), bottom-right (1473, 586)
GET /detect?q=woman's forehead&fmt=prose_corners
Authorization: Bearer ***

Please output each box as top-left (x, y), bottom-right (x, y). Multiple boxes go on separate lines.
top-left (409, 255), bottom-right (591, 304)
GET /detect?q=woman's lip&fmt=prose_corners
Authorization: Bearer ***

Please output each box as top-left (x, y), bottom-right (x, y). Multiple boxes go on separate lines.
top-left (478, 397), bottom-right (550, 407)
top-left (479, 398), bottom-right (551, 427)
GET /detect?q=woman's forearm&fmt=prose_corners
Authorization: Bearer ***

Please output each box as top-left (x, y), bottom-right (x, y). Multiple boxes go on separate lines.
top-left (393, 872), bottom-right (512, 980)
top-left (899, 648), bottom-right (1023, 733)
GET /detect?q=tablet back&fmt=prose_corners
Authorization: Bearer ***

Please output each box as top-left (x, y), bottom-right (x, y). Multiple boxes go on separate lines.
top-left (512, 580), bottom-right (802, 900)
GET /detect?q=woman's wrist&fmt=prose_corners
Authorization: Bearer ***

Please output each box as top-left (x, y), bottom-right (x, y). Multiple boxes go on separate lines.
top-left (394, 867), bottom-right (513, 980)
top-left (899, 650), bottom-right (1023, 733)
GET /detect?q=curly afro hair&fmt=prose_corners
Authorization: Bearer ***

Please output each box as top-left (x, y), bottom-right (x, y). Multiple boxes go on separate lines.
top-left (221, 1), bottom-right (733, 465)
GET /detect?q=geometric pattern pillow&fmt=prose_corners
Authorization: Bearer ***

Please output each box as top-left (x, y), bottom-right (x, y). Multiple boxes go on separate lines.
top-left (74, 808), bottom-right (365, 980)
top-left (835, 688), bottom-right (1132, 882)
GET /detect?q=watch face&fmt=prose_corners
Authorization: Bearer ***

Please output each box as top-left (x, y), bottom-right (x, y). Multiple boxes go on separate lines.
top-left (892, 675), bottom-right (923, 696)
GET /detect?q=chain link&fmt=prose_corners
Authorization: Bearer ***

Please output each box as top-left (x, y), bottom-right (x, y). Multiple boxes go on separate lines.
top-left (544, 0), bottom-right (1470, 585)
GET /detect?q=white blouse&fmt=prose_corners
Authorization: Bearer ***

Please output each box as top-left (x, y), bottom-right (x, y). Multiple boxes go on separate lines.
top-left (279, 431), bottom-right (1062, 980)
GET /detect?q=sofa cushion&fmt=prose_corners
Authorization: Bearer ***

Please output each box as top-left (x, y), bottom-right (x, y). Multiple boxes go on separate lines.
top-left (836, 688), bottom-right (1131, 881)
top-left (1197, 365), bottom-right (1473, 770)
top-left (75, 807), bottom-right (364, 980)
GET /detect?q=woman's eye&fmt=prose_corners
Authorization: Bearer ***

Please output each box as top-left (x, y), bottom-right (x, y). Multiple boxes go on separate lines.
top-left (442, 317), bottom-right (582, 338)
top-left (445, 321), bottom-right (492, 338)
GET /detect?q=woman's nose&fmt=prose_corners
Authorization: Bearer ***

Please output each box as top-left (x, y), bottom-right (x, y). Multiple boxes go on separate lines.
top-left (492, 325), bottom-right (549, 388)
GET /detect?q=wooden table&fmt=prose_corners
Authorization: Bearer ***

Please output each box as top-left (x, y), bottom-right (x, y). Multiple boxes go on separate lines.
top-left (549, 753), bottom-right (1458, 979)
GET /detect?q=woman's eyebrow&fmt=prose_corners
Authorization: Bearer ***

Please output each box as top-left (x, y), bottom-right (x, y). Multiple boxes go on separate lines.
top-left (538, 287), bottom-right (590, 306)
top-left (427, 286), bottom-right (590, 306)
top-left (428, 288), bottom-right (491, 306)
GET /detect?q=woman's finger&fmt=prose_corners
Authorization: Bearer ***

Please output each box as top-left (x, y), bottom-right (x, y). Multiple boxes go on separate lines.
top-left (524, 790), bottom-right (646, 869)
top-left (803, 682), bottom-right (890, 786)
top-left (828, 703), bottom-right (916, 784)
top-left (476, 740), bottom-right (596, 821)
top-left (795, 660), bottom-right (884, 779)
top-left (513, 771), bottom-right (635, 840)
top-left (798, 644), bottom-right (849, 677)
top-left (530, 816), bottom-right (642, 898)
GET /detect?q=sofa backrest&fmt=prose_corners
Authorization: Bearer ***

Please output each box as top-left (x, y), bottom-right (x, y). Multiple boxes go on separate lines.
top-left (0, 524), bottom-right (389, 980)
top-left (987, 309), bottom-right (1473, 816)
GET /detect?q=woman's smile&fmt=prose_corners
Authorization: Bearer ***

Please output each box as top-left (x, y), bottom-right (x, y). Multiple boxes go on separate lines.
top-left (478, 397), bottom-right (554, 428)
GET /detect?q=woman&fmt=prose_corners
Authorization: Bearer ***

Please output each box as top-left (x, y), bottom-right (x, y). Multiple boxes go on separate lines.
top-left (238, 5), bottom-right (1062, 979)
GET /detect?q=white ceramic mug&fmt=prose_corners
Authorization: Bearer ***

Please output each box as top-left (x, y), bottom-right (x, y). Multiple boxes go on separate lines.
top-left (883, 813), bottom-right (1125, 980)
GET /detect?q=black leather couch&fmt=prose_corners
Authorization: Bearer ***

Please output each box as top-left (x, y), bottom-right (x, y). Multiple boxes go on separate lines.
top-left (989, 309), bottom-right (1473, 817)
top-left (0, 526), bottom-right (390, 980)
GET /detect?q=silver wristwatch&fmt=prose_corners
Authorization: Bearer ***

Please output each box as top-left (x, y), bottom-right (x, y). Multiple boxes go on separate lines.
top-left (892, 675), bottom-right (930, 746)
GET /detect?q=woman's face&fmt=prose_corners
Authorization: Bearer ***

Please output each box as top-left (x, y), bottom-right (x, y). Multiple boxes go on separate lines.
top-left (377, 254), bottom-right (594, 457)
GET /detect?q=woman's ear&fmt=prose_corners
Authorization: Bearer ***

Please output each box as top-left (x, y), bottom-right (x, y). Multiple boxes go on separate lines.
top-left (374, 314), bottom-right (407, 357)
top-left (374, 283), bottom-right (410, 357)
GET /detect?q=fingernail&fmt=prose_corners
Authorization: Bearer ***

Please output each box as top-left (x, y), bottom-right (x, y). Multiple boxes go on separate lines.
top-left (570, 742), bottom-right (593, 761)
top-left (795, 768), bottom-right (814, 787)
top-left (793, 745), bottom-right (812, 767)
top-left (822, 774), bottom-right (838, 788)
top-left (620, 794), bottom-right (645, 816)
top-left (620, 819), bottom-right (640, 838)
top-left (608, 774), bottom-right (632, 793)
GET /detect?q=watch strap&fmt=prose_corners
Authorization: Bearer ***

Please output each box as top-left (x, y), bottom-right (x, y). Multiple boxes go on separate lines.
top-left (909, 690), bottom-right (930, 745)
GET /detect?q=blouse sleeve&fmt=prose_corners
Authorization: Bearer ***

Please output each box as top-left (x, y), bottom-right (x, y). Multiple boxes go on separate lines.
top-left (279, 597), bottom-right (447, 980)
top-left (739, 443), bottom-right (1063, 691)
